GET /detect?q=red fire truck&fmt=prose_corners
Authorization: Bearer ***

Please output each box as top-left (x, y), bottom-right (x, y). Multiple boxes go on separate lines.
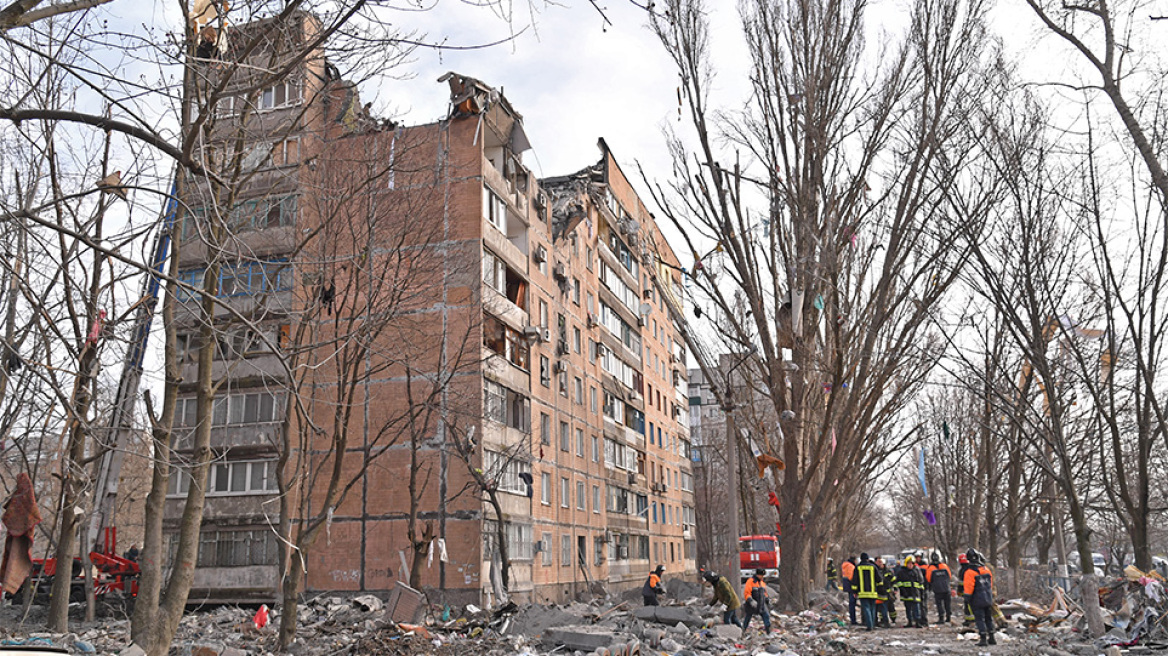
top-left (739, 535), bottom-right (780, 581)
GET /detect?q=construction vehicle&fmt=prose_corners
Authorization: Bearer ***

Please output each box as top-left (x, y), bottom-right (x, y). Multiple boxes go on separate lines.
top-left (15, 528), bottom-right (140, 604)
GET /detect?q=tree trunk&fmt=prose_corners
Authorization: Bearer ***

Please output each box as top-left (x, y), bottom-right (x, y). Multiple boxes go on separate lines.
top-left (488, 491), bottom-right (510, 590)
top-left (1067, 489), bottom-right (1104, 636)
top-left (47, 342), bottom-right (98, 631)
top-left (277, 560), bottom-right (304, 649)
top-left (776, 503), bottom-right (808, 610)
top-left (132, 253), bottom-right (220, 656)
top-left (1132, 518), bottom-right (1150, 572)
top-left (410, 543), bottom-right (428, 590)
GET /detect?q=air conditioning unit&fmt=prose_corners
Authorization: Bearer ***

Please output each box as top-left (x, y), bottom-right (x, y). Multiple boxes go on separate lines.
top-left (637, 316), bottom-right (645, 327)
top-left (627, 471), bottom-right (637, 484)
top-left (629, 390), bottom-right (641, 403)
top-left (643, 288), bottom-right (653, 300)
top-left (556, 341), bottom-right (569, 356)
top-left (554, 360), bottom-right (567, 373)
top-left (523, 326), bottom-right (544, 341)
top-left (533, 247), bottom-right (547, 264)
top-left (542, 327), bottom-right (551, 343)
top-left (533, 540), bottom-right (544, 554)
top-left (669, 353), bottom-right (679, 364)
top-left (619, 546), bottom-right (629, 559)
top-left (603, 530), bottom-right (614, 543)
top-left (553, 262), bottom-right (568, 280)
top-left (587, 312), bottom-right (598, 328)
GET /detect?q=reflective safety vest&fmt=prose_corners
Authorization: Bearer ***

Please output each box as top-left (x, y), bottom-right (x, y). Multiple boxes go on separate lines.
top-left (855, 563), bottom-right (878, 599)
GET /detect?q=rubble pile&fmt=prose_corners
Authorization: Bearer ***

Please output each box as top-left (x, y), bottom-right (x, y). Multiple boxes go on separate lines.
top-left (1095, 565), bottom-right (1168, 650)
top-left (0, 580), bottom-right (1137, 655)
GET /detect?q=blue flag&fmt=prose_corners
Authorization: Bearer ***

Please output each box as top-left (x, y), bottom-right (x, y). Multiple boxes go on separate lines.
top-left (918, 447), bottom-right (928, 497)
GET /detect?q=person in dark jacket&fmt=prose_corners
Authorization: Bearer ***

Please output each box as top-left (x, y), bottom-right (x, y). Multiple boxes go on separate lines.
top-left (825, 558), bottom-right (839, 591)
top-left (963, 549), bottom-right (995, 646)
top-left (741, 569), bottom-right (772, 633)
top-left (851, 553), bottom-right (879, 630)
top-left (895, 556), bottom-right (926, 627)
top-left (875, 557), bottom-right (898, 628)
top-left (704, 570), bottom-right (742, 626)
top-left (925, 552), bottom-right (953, 623)
top-left (643, 565), bottom-right (666, 606)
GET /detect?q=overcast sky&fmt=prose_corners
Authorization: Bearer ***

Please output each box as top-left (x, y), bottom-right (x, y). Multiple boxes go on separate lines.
top-left (364, 0), bottom-right (1061, 215)
top-left (366, 1), bottom-right (745, 193)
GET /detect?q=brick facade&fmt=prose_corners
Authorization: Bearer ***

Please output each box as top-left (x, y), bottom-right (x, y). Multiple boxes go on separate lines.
top-left (167, 20), bottom-right (695, 606)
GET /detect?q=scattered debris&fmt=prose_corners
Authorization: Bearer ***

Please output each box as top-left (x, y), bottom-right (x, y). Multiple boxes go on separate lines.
top-left (383, 580), bottom-right (426, 624)
top-left (0, 577), bottom-right (1141, 654)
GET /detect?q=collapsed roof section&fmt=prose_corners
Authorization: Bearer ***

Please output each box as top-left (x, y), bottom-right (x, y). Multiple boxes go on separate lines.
top-left (439, 71), bottom-right (531, 155)
top-left (542, 148), bottom-right (641, 248)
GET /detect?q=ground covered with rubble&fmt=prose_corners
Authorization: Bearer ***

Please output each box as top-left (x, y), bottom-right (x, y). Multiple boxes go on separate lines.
top-left (3, 569), bottom-right (1167, 656)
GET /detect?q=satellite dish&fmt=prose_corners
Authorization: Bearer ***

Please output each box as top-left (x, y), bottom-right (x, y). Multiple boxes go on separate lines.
top-left (639, 303), bottom-right (652, 316)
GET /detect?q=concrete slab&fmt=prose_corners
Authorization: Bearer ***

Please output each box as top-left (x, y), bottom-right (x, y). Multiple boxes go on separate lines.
top-left (711, 624), bottom-right (743, 640)
top-left (543, 626), bottom-right (630, 652)
top-left (632, 606), bottom-right (704, 627)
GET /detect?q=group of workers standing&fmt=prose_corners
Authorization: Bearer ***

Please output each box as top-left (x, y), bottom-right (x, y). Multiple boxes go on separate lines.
top-left (827, 549), bottom-right (998, 646)
top-left (649, 548), bottom-right (998, 647)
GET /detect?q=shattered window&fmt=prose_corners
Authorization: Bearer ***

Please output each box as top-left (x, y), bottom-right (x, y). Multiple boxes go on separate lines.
top-left (484, 450), bottom-right (526, 496)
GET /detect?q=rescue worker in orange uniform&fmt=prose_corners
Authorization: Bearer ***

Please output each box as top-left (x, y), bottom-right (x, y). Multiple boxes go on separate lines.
top-left (957, 553), bottom-right (975, 626)
top-left (741, 569), bottom-right (772, 633)
top-left (963, 550), bottom-right (996, 646)
top-left (924, 552), bottom-right (953, 623)
top-left (642, 564), bottom-right (666, 606)
top-left (840, 556), bottom-right (858, 625)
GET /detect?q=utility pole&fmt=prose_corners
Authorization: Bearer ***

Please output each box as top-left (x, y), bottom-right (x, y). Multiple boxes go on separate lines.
top-left (724, 402), bottom-right (740, 582)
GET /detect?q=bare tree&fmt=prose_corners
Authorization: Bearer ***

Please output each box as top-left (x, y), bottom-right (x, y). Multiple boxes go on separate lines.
top-left (646, 0), bottom-right (1001, 607)
top-left (956, 85), bottom-right (1111, 632)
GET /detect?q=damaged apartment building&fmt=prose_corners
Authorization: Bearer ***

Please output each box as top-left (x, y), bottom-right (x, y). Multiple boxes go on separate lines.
top-left (168, 10), bottom-right (696, 606)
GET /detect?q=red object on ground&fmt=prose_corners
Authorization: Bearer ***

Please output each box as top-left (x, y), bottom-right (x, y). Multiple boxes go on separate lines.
top-left (254, 604), bottom-right (269, 629)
